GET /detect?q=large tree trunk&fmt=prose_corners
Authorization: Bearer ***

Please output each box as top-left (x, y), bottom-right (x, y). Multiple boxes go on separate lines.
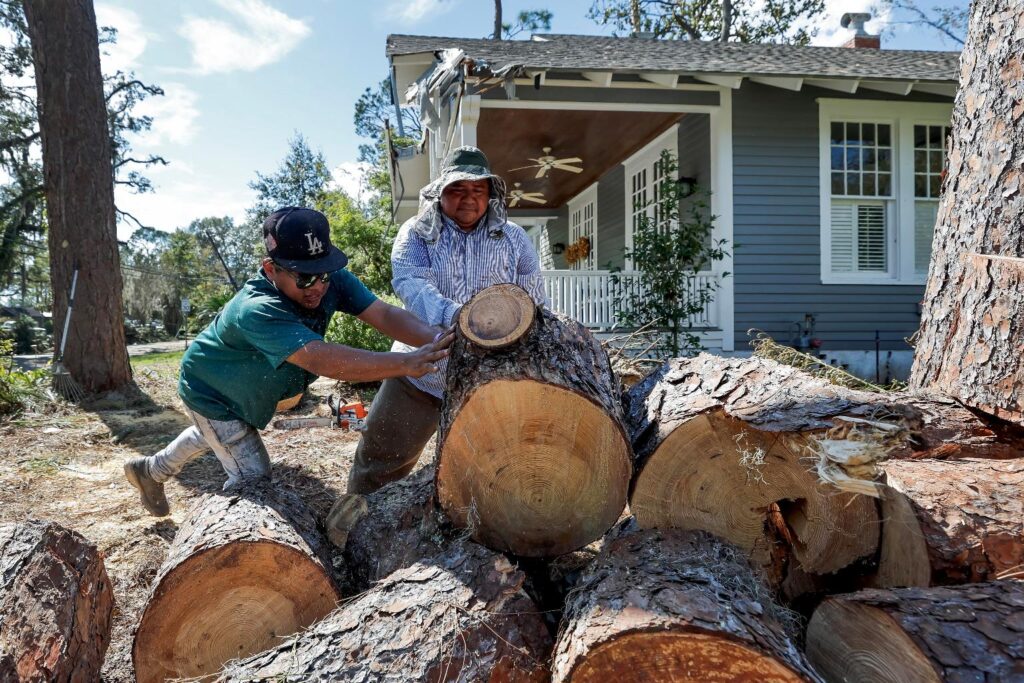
top-left (0, 520), bottom-right (113, 682)
top-left (806, 580), bottom-right (1024, 683)
top-left (437, 284), bottom-right (632, 558)
top-left (910, 0), bottom-right (1024, 424)
top-left (551, 527), bottom-right (821, 683)
top-left (872, 457), bottom-right (1024, 588)
top-left (217, 542), bottom-right (552, 682)
top-left (22, 0), bottom-right (131, 393)
top-left (132, 483), bottom-right (339, 683)
top-left (625, 354), bottom-right (883, 581)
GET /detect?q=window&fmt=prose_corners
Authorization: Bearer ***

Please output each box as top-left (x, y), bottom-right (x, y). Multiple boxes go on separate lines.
top-left (818, 101), bottom-right (952, 285)
top-left (624, 125), bottom-right (678, 269)
top-left (568, 184), bottom-right (598, 270)
top-left (913, 124), bottom-right (949, 275)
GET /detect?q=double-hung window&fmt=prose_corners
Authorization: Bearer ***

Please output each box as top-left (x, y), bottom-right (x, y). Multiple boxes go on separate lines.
top-left (818, 100), bottom-right (952, 285)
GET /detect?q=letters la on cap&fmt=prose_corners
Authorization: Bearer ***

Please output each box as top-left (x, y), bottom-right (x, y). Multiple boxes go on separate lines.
top-left (263, 207), bottom-right (348, 273)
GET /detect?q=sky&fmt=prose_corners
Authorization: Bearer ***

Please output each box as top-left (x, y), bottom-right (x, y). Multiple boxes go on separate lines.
top-left (97, 0), bottom-right (969, 240)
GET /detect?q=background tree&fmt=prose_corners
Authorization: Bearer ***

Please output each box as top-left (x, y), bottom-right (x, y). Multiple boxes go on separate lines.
top-left (613, 151), bottom-right (728, 356)
top-left (22, 0), bottom-right (130, 392)
top-left (0, 0), bottom-right (164, 313)
top-left (492, 1), bottom-right (553, 39)
top-left (874, 0), bottom-right (967, 46)
top-left (909, 0), bottom-right (1024, 424)
top-left (588, 0), bottom-right (825, 44)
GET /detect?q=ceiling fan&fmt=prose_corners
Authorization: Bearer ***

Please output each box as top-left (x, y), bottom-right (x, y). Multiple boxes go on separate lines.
top-left (510, 147), bottom-right (583, 179)
top-left (507, 182), bottom-right (546, 207)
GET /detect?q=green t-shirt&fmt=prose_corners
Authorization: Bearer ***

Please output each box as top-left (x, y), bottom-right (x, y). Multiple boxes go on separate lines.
top-left (178, 268), bottom-right (377, 428)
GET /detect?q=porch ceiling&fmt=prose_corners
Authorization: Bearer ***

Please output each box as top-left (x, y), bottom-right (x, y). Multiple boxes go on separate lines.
top-left (478, 108), bottom-right (683, 208)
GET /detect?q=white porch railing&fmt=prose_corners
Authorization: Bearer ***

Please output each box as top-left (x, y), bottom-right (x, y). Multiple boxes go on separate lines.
top-left (541, 270), bottom-right (719, 330)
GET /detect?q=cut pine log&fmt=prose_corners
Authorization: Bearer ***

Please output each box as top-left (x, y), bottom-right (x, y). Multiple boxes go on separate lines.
top-left (217, 541), bottom-right (552, 682)
top-left (551, 526), bottom-right (821, 683)
top-left (437, 284), bottom-right (632, 557)
top-left (625, 354), bottom-right (881, 579)
top-left (806, 580), bottom-right (1024, 683)
top-left (340, 464), bottom-right (451, 591)
top-left (0, 520), bottom-right (113, 682)
top-left (872, 457), bottom-right (1024, 588)
top-left (132, 482), bottom-right (340, 683)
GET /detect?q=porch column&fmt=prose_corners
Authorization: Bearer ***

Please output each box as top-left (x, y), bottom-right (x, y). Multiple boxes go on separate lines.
top-left (458, 95), bottom-right (481, 147)
top-left (710, 88), bottom-right (736, 352)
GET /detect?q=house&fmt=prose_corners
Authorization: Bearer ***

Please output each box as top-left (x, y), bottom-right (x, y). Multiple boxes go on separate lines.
top-left (385, 17), bottom-right (959, 380)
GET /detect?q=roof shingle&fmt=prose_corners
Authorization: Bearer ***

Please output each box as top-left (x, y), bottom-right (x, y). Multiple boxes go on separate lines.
top-left (387, 33), bottom-right (959, 83)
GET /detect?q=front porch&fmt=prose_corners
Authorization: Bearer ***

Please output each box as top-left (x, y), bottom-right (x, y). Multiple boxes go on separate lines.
top-left (540, 269), bottom-right (720, 331)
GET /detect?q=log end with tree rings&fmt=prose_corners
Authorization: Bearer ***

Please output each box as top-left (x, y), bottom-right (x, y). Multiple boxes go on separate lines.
top-left (552, 527), bottom-right (819, 683)
top-left (133, 485), bottom-right (340, 683)
top-left (438, 379), bottom-right (631, 557)
top-left (440, 295), bottom-right (632, 558)
top-left (457, 283), bottom-right (536, 349)
top-left (629, 409), bottom-right (878, 578)
top-left (806, 581), bottom-right (1024, 683)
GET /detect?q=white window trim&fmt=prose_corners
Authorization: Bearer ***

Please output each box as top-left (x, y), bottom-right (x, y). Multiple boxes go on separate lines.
top-left (623, 124), bottom-right (679, 269)
top-left (818, 99), bottom-right (952, 285)
top-left (567, 182), bottom-right (599, 270)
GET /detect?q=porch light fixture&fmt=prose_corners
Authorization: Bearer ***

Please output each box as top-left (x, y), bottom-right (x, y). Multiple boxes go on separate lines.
top-left (676, 176), bottom-right (698, 197)
top-left (552, 242), bottom-right (566, 255)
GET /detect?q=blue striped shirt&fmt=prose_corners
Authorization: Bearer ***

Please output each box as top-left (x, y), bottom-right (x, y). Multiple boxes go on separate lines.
top-left (391, 212), bottom-right (548, 397)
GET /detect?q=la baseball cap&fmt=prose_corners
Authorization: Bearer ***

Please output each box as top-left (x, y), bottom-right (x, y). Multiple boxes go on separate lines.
top-left (262, 207), bottom-right (348, 274)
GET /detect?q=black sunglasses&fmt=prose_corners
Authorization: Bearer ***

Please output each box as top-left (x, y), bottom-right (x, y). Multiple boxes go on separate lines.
top-left (274, 262), bottom-right (330, 289)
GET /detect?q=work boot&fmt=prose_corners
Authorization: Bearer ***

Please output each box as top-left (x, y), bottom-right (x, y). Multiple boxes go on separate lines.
top-left (324, 493), bottom-right (369, 549)
top-left (124, 457), bottom-right (170, 517)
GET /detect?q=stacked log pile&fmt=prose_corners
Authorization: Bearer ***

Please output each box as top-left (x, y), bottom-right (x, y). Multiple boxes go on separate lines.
top-left (20, 285), bottom-right (1021, 681)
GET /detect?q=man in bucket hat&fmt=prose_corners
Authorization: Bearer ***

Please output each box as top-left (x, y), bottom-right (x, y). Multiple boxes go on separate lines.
top-left (343, 146), bottom-right (547, 496)
top-left (124, 207), bottom-right (453, 516)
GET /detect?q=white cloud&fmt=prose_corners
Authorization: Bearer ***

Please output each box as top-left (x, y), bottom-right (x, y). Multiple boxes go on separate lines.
top-left (387, 0), bottom-right (455, 23)
top-left (330, 162), bottom-right (373, 204)
top-left (129, 83), bottom-right (200, 146)
top-left (115, 176), bottom-right (255, 239)
top-left (95, 4), bottom-right (148, 74)
top-left (179, 0), bottom-right (311, 75)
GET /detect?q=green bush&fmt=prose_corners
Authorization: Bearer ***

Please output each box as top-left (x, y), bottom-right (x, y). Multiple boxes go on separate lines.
top-left (324, 293), bottom-right (401, 352)
top-left (0, 339), bottom-right (50, 416)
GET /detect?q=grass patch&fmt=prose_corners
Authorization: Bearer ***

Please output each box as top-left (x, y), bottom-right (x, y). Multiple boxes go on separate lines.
top-left (131, 350), bottom-right (184, 367)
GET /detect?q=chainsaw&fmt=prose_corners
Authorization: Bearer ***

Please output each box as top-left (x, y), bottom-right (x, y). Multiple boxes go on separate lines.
top-left (272, 395), bottom-right (368, 431)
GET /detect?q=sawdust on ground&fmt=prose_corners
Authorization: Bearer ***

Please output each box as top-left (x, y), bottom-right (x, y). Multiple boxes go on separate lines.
top-left (0, 354), bottom-right (427, 682)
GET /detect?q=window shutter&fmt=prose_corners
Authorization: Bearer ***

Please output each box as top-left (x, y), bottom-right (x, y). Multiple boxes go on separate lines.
top-left (830, 203), bottom-right (855, 272)
top-left (856, 205), bottom-right (887, 272)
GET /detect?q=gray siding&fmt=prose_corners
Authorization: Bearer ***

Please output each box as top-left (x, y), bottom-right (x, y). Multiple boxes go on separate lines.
top-left (596, 164), bottom-right (626, 270)
top-left (545, 205), bottom-right (570, 269)
top-left (678, 113), bottom-right (711, 185)
top-left (731, 82), bottom-right (941, 351)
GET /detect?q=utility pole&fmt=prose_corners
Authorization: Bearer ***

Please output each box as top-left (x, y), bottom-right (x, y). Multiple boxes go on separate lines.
top-left (204, 230), bottom-right (239, 291)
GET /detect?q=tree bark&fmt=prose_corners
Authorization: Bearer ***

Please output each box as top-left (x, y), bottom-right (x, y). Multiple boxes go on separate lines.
top-left (872, 457), bottom-right (1024, 588)
top-left (437, 288), bottom-right (632, 557)
top-left (341, 464), bottom-right (453, 591)
top-left (806, 580), bottom-right (1024, 683)
top-left (552, 526), bottom-right (821, 683)
top-left (217, 542), bottom-right (552, 682)
top-left (0, 519), bottom-right (113, 682)
top-left (22, 0), bottom-right (131, 393)
top-left (132, 483), bottom-right (340, 683)
top-left (493, 0), bottom-right (503, 39)
top-left (910, 0), bottom-right (1024, 425)
top-left (625, 354), bottom-right (882, 580)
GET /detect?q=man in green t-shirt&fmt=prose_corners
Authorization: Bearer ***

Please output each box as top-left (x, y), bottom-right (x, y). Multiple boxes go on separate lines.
top-left (123, 207), bottom-right (452, 517)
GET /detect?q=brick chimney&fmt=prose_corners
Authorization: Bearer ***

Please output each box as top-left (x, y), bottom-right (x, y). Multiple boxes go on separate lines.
top-left (841, 12), bottom-right (880, 49)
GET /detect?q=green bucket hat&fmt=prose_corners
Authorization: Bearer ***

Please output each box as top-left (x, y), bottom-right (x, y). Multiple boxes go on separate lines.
top-left (416, 146), bottom-right (509, 240)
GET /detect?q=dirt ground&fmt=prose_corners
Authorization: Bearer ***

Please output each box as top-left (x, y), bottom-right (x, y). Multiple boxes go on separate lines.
top-left (0, 352), bottom-right (396, 681)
